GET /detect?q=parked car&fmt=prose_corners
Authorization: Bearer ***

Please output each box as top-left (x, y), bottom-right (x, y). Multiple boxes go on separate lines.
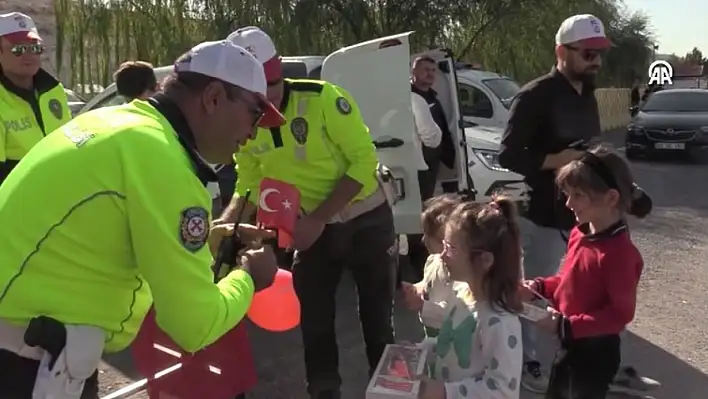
top-left (79, 32), bottom-right (528, 234)
top-left (64, 89), bottom-right (86, 118)
top-left (626, 88), bottom-right (708, 159)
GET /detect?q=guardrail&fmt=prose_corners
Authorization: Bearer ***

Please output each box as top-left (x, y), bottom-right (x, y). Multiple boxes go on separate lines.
top-left (596, 88), bottom-right (631, 132)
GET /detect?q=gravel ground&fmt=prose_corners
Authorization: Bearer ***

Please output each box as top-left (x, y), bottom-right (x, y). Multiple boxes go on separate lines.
top-left (98, 129), bottom-right (708, 399)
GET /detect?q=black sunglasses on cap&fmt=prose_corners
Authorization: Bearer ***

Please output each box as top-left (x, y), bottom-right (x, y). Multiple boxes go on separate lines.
top-left (563, 45), bottom-right (605, 62)
top-left (10, 43), bottom-right (44, 56)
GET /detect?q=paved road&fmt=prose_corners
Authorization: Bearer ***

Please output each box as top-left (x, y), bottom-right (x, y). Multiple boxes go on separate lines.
top-left (98, 129), bottom-right (708, 399)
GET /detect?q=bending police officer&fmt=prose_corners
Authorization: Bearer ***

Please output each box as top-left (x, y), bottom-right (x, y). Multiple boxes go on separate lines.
top-left (0, 12), bottom-right (71, 184)
top-left (223, 27), bottom-right (398, 399)
top-left (0, 40), bottom-right (283, 397)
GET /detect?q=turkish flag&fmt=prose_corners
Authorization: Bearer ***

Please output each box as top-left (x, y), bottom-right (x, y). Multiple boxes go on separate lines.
top-left (256, 178), bottom-right (300, 248)
top-left (132, 308), bottom-right (257, 398)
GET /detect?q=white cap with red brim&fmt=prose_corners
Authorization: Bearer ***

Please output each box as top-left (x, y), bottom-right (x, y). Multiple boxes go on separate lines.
top-left (0, 12), bottom-right (41, 44)
top-left (555, 14), bottom-right (612, 50)
top-left (174, 40), bottom-right (285, 128)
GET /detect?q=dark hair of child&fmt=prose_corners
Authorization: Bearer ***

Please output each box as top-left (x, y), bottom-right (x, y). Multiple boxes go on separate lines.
top-left (420, 193), bottom-right (465, 237)
top-left (446, 196), bottom-right (523, 314)
top-left (555, 145), bottom-right (652, 218)
top-left (114, 61), bottom-right (158, 101)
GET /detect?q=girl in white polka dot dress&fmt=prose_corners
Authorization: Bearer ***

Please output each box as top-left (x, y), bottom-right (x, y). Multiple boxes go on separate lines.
top-left (417, 198), bottom-right (524, 399)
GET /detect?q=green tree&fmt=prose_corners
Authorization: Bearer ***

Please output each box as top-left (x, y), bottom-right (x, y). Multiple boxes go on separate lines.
top-left (53, 0), bottom-right (655, 94)
top-left (684, 47), bottom-right (704, 64)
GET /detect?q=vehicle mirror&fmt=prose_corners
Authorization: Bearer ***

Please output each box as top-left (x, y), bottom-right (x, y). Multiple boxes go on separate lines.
top-left (629, 106), bottom-right (639, 117)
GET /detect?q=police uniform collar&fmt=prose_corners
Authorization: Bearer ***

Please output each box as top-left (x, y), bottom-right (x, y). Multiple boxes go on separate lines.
top-left (577, 219), bottom-right (627, 241)
top-left (148, 93), bottom-right (218, 185)
top-left (0, 67), bottom-right (60, 98)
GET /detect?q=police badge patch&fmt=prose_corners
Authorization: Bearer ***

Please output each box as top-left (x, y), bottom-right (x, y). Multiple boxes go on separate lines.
top-left (48, 99), bottom-right (63, 119)
top-left (179, 207), bottom-right (209, 252)
top-left (290, 117), bottom-right (309, 145)
top-left (335, 97), bottom-right (352, 115)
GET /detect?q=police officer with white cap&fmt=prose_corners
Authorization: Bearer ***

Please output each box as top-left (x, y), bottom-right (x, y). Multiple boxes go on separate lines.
top-left (0, 12), bottom-right (71, 184)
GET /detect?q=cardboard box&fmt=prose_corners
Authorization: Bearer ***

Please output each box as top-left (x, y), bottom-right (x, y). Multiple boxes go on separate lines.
top-left (366, 344), bottom-right (428, 399)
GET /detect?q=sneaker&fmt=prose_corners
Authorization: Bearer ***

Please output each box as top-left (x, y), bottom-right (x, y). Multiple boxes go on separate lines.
top-left (610, 366), bottom-right (661, 394)
top-left (521, 360), bottom-right (550, 393)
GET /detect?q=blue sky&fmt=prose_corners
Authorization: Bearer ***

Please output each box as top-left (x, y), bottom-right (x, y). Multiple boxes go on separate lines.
top-left (623, 0), bottom-right (707, 57)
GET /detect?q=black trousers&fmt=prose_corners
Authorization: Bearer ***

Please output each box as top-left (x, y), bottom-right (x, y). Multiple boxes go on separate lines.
top-left (546, 335), bottom-right (621, 399)
top-left (417, 144), bottom-right (442, 203)
top-left (0, 349), bottom-right (99, 398)
top-left (292, 203), bottom-right (397, 395)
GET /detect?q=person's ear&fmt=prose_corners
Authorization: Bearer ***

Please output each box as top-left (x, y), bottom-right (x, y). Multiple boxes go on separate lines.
top-left (201, 81), bottom-right (223, 115)
top-left (479, 252), bottom-right (494, 273)
top-left (555, 44), bottom-right (566, 60)
top-left (606, 189), bottom-right (621, 209)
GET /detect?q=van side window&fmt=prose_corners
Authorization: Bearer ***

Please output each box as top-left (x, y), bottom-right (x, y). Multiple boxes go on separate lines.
top-left (458, 83), bottom-right (493, 119)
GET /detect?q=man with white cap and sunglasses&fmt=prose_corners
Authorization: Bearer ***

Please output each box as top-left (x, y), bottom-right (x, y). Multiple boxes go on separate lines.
top-left (223, 27), bottom-right (398, 399)
top-left (0, 40), bottom-right (283, 396)
top-left (0, 12), bottom-right (71, 185)
top-left (499, 14), bottom-right (660, 395)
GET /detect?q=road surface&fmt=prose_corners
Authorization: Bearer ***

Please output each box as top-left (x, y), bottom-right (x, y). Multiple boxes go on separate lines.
top-left (98, 129), bottom-right (708, 399)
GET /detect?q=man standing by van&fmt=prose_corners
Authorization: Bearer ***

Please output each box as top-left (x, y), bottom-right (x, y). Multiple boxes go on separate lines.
top-left (407, 56), bottom-right (455, 275)
top-left (223, 27), bottom-right (397, 399)
top-left (499, 14), bottom-right (660, 395)
top-left (0, 12), bottom-right (71, 184)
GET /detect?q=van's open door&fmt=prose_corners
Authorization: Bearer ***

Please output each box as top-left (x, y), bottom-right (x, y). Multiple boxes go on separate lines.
top-left (321, 32), bottom-right (422, 234)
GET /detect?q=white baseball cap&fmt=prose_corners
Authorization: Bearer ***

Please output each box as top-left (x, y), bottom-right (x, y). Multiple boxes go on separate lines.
top-left (0, 12), bottom-right (41, 44)
top-left (226, 27), bottom-right (282, 83)
top-left (555, 14), bottom-right (611, 50)
top-left (174, 40), bottom-right (285, 128)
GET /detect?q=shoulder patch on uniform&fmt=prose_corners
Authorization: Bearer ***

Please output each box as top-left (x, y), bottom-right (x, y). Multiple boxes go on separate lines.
top-left (179, 206), bottom-right (209, 252)
top-left (289, 80), bottom-right (324, 93)
top-left (48, 98), bottom-right (63, 119)
top-left (335, 97), bottom-right (352, 115)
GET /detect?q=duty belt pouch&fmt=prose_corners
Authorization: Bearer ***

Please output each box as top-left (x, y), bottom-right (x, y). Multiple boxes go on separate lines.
top-left (33, 325), bottom-right (105, 398)
top-left (375, 163), bottom-right (397, 206)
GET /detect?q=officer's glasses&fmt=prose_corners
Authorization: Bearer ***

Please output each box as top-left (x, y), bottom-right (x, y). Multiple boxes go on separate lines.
top-left (10, 43), bottom-right (44, 56)
top-left (564, 45), bottom-right (604, 62)
top-left (241, 98), bottom-right (264, 128)
top-left (224, 86), bottom-right (264, 127)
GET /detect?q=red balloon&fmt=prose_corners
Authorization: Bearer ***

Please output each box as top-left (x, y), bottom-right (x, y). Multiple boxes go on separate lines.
top-left (247, 269), bottom-right (300, 332)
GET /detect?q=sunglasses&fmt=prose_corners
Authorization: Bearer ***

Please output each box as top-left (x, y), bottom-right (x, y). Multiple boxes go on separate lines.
top-left (224, 86), bottom-right (265, 127)
top-left (564, 45), bottom-right (604, 62)
top-left (244, 98), bottom-right (264, 128)
top-left (10, 43), bottom-right (44, 56)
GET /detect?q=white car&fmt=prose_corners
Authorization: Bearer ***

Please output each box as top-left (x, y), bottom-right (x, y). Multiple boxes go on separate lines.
top-left (456, 65), bottom-right (519, 129)
top-left (79, 32), bottom-right (528, 234)
top-left (64, 89), bottom-right (86, 118)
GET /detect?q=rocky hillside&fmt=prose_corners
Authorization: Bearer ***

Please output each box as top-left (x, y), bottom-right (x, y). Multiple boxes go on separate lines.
top-left (1, 0), bottom-right (71, 83)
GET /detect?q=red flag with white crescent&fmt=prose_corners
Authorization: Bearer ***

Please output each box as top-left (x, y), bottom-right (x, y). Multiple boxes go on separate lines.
top-left (256, 178), bottom-right (300, 248)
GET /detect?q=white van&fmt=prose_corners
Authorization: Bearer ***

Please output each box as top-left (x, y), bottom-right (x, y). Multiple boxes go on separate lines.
top-left (80, 32), bottom-right (527, 234)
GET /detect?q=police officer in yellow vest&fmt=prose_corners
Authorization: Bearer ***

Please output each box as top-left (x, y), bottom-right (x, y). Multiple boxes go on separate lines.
top-left (0, 12), bottom-right (71, 184)
top-left (0, 40), bottom-right (284, 397)
top-left (223, 27), bottom-right (398, 399)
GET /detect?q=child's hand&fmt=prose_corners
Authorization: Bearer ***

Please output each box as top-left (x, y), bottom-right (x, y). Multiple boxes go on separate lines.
top-left (535, 306), bottom-right (562, 334)
top-left (400, 282), bottom-right (425, 312)
top-left (417, 375), bottom-right (446, 399)
top-left (519, 280), bottom-right (539, 302)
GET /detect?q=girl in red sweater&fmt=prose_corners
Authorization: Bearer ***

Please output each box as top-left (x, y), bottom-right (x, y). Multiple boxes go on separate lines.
top-left (519, 146), bottom-right (652, 399)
